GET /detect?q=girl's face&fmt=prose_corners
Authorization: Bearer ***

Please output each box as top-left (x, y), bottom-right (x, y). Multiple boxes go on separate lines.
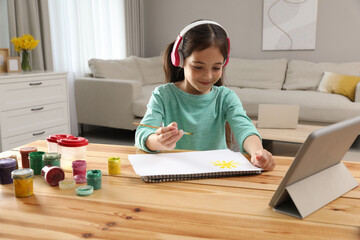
top-left (180, 46), bottom-right (224, 95)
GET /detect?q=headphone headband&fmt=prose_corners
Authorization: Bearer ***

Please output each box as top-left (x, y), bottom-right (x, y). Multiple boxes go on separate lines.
top-left (171, 20), bottom-right (230, 67)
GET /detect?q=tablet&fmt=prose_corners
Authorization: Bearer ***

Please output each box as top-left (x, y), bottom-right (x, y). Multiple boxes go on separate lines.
top-left (269, 116), bottom-right (360, 218)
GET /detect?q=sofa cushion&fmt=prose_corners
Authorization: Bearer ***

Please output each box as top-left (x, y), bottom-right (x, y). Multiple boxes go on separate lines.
top-left (88, 56), bottom-right (142, 80)
top-left (230, 87), bottom-right (360, 123)
top-left (136, 56), bottom-right (165, 85)
top-left (225, 58), bottom-right (287, 90)
top-left (283, 60), bottom-right (360, 90)
top-left (318, 72), bottom-right (360, 101)
top-left (132, 84), bottom-right (162, 117)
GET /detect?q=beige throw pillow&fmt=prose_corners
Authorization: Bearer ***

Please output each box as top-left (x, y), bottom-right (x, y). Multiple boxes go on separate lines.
top-left (284, 60), bottom-right (360, 90)
top-left (136, 56), bottom-right (165, 85)
top-left (225, 58), bottom-right (287, 90)
top-left (88, 56), bottom-right (142, 80)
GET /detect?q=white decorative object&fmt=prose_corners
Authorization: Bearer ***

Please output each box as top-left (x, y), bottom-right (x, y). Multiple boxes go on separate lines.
top-left (0, 72), bottom-right (70, 151)
top-left (262, 0), bottom-right (318, 50)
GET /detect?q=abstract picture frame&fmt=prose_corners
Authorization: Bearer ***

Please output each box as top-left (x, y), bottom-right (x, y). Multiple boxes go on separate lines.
top-left (262, 0), bottom-right (318, 51)
top-left (7, 57), bottom-right (21, 73)
top-left (0, 48), bottom-right (10, 73)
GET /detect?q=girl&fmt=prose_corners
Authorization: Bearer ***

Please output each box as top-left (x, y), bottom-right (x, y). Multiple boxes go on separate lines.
top-left (135, 20), bottom-right (276, 171)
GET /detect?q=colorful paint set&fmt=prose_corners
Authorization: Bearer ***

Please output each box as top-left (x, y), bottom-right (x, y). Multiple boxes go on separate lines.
top-left (0, 134), bottom-right (121, 198)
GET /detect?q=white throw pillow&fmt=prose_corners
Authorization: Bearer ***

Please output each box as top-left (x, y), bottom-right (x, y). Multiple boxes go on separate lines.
top-left (284, 60), bottom-right (360, 90)
top-left (225, 58), bottom-right (288, 90)
top-left (136, 56), bottom-right (165, 85)
top-left (88, 56), bottom-right (142, 80)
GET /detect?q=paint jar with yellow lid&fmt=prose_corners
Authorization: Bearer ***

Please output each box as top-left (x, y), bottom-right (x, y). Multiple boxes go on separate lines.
top-left (108, 157), bottom-right (121, 175)
top-left (11, 169), bottom-right (34, 198)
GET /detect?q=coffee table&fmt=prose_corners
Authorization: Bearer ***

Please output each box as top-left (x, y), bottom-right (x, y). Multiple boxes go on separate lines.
top-left (252, 120), bottom-right (326, 144)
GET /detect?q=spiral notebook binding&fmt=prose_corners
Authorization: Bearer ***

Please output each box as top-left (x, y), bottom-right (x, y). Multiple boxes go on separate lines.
top-left (141, 170), bottom-right (261, 183)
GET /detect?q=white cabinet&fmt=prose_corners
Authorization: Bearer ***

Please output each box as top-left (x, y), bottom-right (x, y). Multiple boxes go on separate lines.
top-left (0, 72), bottom-right (70, 151)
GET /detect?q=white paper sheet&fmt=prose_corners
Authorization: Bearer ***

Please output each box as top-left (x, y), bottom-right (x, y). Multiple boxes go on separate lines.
top-left (128, 149), bottom-right (262, 176)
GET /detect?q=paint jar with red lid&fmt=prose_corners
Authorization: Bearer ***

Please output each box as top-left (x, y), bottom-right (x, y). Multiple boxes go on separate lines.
top-left (0, 158), bottom-right (18, 184)
top-left (72, 160), bottom-right (87, 183)
top-left (58, 137), bottom-right (89, 169)
top-left (19, 147), bottom-right (37, 168)
top-left (46, 134), bottom-right (74, 153)
top-left (41, 166), bottom-right (65, 186)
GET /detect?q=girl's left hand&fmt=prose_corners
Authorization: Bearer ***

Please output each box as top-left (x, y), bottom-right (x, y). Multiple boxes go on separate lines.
top-left (251, 149), bottom-right (276, 171)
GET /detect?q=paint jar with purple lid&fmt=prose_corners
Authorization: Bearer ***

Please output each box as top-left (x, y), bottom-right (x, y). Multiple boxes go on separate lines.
top-left (0, 158), bottom-right (18, 184)
top-left (72, 160), bottom-right (87, 183)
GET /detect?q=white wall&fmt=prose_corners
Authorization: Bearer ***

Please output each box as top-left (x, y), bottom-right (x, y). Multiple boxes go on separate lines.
top-left (143, 0), bottom-right (360, 62)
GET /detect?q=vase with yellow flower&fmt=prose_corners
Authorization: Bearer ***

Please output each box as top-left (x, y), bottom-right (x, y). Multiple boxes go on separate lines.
top-left (11, 34), bottom-right (39, 71)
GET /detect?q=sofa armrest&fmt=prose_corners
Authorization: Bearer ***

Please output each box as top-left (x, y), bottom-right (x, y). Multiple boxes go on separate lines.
top-left (75, 77), bottom-right (142, 130)
top-left (355, 82), bottom-right (360, 103)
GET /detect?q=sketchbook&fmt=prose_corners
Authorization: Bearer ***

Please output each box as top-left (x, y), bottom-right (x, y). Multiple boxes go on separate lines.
top-left (128, 149), bottom-right (262, 183)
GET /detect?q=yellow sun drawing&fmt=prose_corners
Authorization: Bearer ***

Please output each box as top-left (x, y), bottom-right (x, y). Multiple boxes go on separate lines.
top-left (210, 160), bottom-right (240, 169)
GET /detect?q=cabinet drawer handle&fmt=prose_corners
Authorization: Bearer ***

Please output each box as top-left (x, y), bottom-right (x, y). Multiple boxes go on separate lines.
top-left (31, 107), bottom-right (44, 111)
top-left (33, 131), bottom-right (45, 136)
top-left (29, 82), bottom-right (42, 86)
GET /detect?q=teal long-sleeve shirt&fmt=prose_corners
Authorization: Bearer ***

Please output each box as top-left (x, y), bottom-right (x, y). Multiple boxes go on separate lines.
top-left (135, 83), bottom-right (260, 153)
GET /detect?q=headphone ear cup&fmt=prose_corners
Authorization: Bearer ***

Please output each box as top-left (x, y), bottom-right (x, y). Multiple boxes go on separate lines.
top-left (171, 36), bottom-right (183, 67)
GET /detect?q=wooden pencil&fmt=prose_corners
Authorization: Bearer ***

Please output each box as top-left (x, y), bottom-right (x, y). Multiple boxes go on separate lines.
top-left (132, 122), bottom-right (193, 135)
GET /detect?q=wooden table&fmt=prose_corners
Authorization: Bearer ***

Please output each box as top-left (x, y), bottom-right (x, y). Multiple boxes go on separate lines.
top-left (1, 140), bottom-right (359, 239)
top-left (252, 120), bottom-right (326, 143)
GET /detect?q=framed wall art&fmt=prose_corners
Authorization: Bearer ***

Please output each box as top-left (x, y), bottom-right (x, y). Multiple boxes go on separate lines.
top-left (7, 57), bottom-right (21, 73)
top-left (262, 0), bottom-right (318, 50)
top-left (0, 48), bottom-right (10, 73)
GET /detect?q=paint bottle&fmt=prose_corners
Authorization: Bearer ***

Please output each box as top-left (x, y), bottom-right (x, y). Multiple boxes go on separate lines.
top-left (0, 158), bottom-right (18, 184)
top-left (29, 151), bottom-right (45, 175)
top-left (11, 169), bottom-right (34, 198)
top-left (72, 160), bottom-right (87, 183)
top-left (108, 157), bottom-right (121, 175)
top-left (41, 166), bottom-right (65, 186)
top-left (43, 153), bottom-right (61, 167)
top-left (86, 170), bottom-right (102, 190)
top-left (19, 147), bottom-right (37, 168)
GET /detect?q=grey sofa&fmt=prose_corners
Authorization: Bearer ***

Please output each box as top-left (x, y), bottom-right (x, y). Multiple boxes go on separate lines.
top-left (75, 56), bottom-right (360, 132)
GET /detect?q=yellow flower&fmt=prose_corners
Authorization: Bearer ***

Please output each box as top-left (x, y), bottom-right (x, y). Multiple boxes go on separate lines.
top-left (11, 34), bottom-right (39, 52)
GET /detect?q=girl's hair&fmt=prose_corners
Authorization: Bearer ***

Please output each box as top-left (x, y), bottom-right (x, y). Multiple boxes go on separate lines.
top-left (163, 21), bottom-right (229, 86)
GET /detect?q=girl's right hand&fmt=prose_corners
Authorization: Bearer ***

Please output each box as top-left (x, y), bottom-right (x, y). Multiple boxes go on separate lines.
top-left (146, 122), bottom-right (184, 151)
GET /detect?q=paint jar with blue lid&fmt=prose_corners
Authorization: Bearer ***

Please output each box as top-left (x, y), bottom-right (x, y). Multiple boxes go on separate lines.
top-left (43, 153), bottom-right (61, 167)
top-left (0, 158), bottom-right (18, 184)
top-left (86, 170), bottom-right (102, 190)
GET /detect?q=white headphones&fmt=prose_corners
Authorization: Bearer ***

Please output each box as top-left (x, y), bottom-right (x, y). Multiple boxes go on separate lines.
top-left (170, 20), bottom-right (230, 67)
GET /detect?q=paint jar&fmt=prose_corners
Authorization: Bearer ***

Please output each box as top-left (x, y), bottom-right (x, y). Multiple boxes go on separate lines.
top-left (29, 151), bottom-right (45, 175)
top-left (0, 152), bottom-right (18, 169)
top-left (41, 166), bottom-right (65, 186)
top-left (43, 152), bottom-right (61, 167)
top-left (0, 158), bottom-right (18, 184)
top-left (86, 170), bottom-right (102, 190)
top-left (59, 179), bottom-right (76, 190)
top-left (76, 185), bottom-right (94, 196)
top-left (11, 169), bottom-right (34, 198)
top-left (19, 147), bottom-right (37, 168)
top-left (72, 160), bottom-right (87, 183)
top-left (46, 134), bottom-right (74, 153)
top-left (58, 137), bottom-right (89, 169)
top-left (108, 157), bottom-right (121, 175)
